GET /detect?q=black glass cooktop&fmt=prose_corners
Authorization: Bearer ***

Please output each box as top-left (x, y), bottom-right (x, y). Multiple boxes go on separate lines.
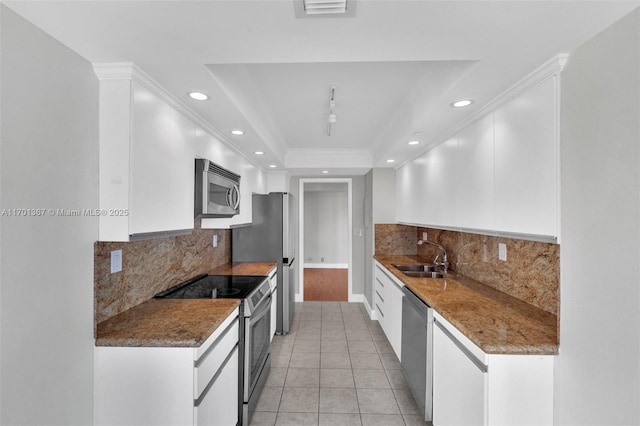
top-left (155, 274), bottom-right (268, 300)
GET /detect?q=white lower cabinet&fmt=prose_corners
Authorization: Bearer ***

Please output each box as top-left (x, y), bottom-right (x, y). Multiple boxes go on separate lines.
top-left (94, 308), bottom-right (240, 426)
top-left (374, 262), bottom-right (403, 360)
top-left (433, 312), bottom-right (554, 426)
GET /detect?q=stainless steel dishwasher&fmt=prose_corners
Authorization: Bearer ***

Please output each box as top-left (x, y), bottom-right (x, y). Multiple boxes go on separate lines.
top-left (401, 286), bottom-right (434, 422)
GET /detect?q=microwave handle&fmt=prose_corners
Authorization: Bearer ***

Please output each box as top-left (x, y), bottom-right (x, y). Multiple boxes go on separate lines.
top-left (230, 184), bottom-right (241, 210)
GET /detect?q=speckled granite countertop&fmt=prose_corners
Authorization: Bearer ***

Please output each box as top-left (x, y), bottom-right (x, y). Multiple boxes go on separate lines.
top-left (95, 262), bottom-right (276, 347)
top-left (95, 299), bottom-right (240, 347)
top-left (374, 255), bottom-right (558, 355)
top-left (209, 262), bottom-right (277, 276)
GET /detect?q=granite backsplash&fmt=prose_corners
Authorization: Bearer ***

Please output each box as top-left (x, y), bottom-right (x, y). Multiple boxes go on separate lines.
top-left (375, 224), bottom-right (559, 317)
top-left (94, 227), bottom-right (230, 330)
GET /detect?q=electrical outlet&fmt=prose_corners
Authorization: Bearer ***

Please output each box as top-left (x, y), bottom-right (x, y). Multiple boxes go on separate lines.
top-left (422, 232), bottom-right (428, 241)
top-left (111, 250), bottom-right (122, 273)
top-left (213, 234), bottom-right (218, 247)
top-left (498, 243), bottom-right (507, 261)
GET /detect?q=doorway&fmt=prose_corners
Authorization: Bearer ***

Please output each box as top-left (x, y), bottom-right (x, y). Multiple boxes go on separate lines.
top-left (298, 179), bottom-right (352, 302)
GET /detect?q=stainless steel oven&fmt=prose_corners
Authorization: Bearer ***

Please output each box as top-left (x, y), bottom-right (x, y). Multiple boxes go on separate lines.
top-left (155, 274), bottom-right (272, 426)
top-left (243, 286), bottom-right (272, 425)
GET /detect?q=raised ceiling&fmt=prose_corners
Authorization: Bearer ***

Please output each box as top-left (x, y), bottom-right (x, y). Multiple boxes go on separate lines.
top-left (4, 1), bottom-right (638, 175)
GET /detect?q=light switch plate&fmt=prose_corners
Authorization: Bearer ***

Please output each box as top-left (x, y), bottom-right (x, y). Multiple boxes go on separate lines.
top-left (111, 250), bottom-right (122, 273)
top-left (422, 232), bottom-right (428, 241)
top-left (498, 243), bottom-right (507, 261)
top-left (213, 234), bottom-right (218, 247)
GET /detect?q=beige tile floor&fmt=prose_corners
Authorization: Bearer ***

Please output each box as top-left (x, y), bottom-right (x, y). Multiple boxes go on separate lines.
top-left (250, 301), bottom-right (429, 426)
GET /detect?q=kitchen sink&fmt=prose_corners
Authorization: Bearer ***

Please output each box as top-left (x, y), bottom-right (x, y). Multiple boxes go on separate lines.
top-left (392, 264), bottom-right (437, 272)
top-left (403, 271), bottom-right (446, 279)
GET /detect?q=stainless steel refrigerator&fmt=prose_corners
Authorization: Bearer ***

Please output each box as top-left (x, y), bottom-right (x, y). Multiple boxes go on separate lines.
top-left (232, 192), bottom-right (297, 334)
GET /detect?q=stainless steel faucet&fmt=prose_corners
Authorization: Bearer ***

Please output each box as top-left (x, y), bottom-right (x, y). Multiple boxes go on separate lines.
top-left (418, 239), bottom-right (449, 274)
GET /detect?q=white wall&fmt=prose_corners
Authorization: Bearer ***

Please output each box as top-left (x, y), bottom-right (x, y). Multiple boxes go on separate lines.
top-left (304, 188), bottom-right (349, 264)
top-left (0, 6), bottom-right (98, 425)
top-left (557, 8), bottom-right (640, 425)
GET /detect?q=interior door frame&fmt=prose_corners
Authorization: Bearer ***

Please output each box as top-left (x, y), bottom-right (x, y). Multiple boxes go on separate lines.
top-left (298, 178), bottom-right (353, 302)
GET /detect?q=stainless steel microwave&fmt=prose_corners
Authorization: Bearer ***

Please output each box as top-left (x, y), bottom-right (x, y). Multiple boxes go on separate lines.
top-left (194, 158), bottom-right (241, 218)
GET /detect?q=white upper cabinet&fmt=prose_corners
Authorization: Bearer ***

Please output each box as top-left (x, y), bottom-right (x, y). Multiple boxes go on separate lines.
top-left (493, 77), bottom-right (558, 237)
top-left (456, 114), bottom-right (494, 231)
top-left (94, 63), bottom-right (265, 240)
top-left (432, 136), bottom-right (459, 228)
top-left (396, 63), bottom-right (561, 240)
top-left (396, 155), bottom-right (428, 225)
top-left (129, 82), bottom-right (195, 236)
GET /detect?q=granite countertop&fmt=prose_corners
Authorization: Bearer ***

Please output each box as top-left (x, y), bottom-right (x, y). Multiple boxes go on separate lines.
top-left (374, 254), bottom-right (558, 355)
top-left (95, 262), bottom-right (276, 348)
top-left (209, 262), bottom-right (277, 276)
top-left (95, 298), bottom-right (240, 347)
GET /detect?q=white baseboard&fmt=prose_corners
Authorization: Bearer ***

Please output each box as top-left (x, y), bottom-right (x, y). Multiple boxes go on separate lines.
top-left (303, 263), bottom-right (349, 269)
top-left (361, 295), bottom-right (377, 320)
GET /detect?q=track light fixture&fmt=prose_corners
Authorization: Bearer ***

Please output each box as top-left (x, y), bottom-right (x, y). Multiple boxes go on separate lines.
top-left (327, 85), bottom-right (337, 136)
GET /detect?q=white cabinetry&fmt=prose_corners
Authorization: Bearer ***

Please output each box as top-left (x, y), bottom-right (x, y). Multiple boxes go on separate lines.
top-left (94, 308), bottom-right (240, 426)
top-left (396, 154), bottom-right (428, 225)
top-left (456, 114), bottom-right (494, 231)
top-left (129, 82), bottom-right (195, 236)
top-left (374, 261), bottom-right (403, 359)
top-left (94, 63), bottom-right (266, 240)
top-left (396, 63), bottom-right (562, 240)
top-left (433, 312), bottom-right (553, 426)
top-left (493, 77), bottom-right (558, 237)
top-left (431, 137), bottom-right (459, 228)
top-left (95, 68), bottom-right (196, 241)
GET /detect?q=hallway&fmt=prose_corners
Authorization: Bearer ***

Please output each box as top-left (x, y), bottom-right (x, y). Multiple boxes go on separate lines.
top-left (250, 302), bottom-right (428, 426)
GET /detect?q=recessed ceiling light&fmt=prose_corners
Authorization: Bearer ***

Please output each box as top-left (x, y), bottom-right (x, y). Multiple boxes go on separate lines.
top-left (254, 151), bottom-right (264, 155)
top-left (188, 91), bottom-right (209, 101)
top-left (386, 159), bottom-right (395, 163)
top-left (230, 130), bottom-right (244, 135)
top-left (408, 140), bottom-right (420, 145)
top-left (451, 99), bottom-right (473, 108)
top-left (322, 170), bottom-right (329, 174)
top-left (269, 164), bottom-right (277, 168)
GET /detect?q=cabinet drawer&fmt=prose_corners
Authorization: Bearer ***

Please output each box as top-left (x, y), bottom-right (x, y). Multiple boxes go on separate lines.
top-left (195, 345), bottom-right (239, 426)
top-left (194, 316), bottom-right (239, 399)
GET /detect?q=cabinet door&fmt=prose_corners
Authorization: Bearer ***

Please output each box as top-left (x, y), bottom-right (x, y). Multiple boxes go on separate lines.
top-left (130, 82), bottom-right (195, 235)
top-left (433, 321), bottom-right (486, 426)
top-left (457, 115), bottom-right (494, 231)
top-left (431, 137), bottom-right (459, 227)
top-left (396, 155), bottom-right (429, 225)
top-left (385, 277), bottom-right (403, 360)
top-left (493, 77), bottom-right (557, 237)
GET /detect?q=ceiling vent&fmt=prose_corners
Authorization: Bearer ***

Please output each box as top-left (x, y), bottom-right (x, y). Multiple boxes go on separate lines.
top-left (294, 0), bottom-right (356, 18)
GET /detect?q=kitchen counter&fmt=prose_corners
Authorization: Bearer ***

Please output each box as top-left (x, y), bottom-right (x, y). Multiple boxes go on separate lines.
top-left (374, 255), bottom-right (558, 355)
top-left (95, 298), bottom-right (240, 347)
top-left (95, 261), bottom-right (276, 347)
top-left (209, 262), bottom-right (277, 276)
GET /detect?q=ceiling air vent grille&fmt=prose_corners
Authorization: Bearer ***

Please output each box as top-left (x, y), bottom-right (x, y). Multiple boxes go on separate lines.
top-left (294, 0), bottom-right (356, 18)
top-left (305, 0), bottom-right (346, 15)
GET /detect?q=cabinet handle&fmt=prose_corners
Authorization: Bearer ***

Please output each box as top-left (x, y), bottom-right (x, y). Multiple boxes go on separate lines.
top-left (376, 277), bottom-right (384, 287)
top-left (375, 290), bottom-right (384, 303)
top-left (435, 319), bottom-right (488, 373)
top-left (376, 304), bottom-right (384, 318)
